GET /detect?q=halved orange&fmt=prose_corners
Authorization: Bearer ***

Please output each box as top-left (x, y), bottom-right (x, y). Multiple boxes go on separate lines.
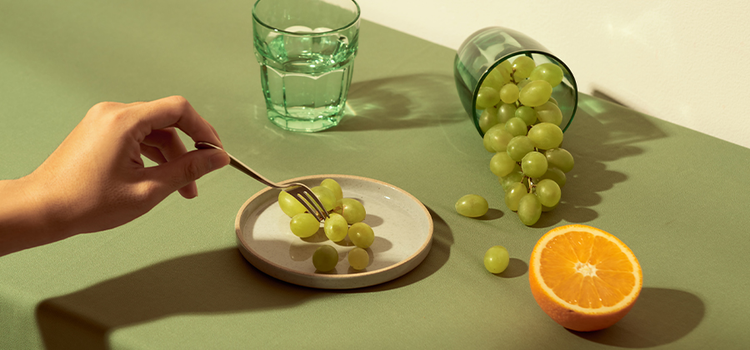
top-left (529, 224), bottom-right (642, 332)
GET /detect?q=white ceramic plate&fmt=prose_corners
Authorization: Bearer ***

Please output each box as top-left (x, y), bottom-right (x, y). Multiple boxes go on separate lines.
top-left (235, 174), bottom-right (433, 289)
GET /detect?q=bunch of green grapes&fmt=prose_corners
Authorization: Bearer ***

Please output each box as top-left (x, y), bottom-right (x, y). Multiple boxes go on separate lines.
top-left (476, 56), bottom-right (575, 226)
top-left (277, 178), bottom-right (375, 272)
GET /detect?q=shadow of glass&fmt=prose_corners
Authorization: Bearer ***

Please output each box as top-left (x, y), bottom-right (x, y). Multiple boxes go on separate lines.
top-left (529, 94), bottom-right (668, 227)
top-left (570, 287), bottom-right (704, 347)
top-left (333, 74), bottom-right (467, 132)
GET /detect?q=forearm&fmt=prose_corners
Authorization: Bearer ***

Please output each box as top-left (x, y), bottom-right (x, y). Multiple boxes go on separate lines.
top-left (0, 176), bottom-right (70, 257)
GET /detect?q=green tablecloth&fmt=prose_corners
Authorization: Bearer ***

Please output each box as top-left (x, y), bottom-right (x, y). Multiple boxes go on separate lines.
top-left (2, 1), bottom-right (749, 349)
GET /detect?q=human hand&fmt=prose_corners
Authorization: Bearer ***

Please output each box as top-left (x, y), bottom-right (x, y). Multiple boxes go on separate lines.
top-left (26, 96), bottom-right (230, 237)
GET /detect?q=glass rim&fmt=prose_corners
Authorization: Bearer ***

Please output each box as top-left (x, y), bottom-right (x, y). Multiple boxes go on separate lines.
top-left (471, 49), bottom-right (579, 134)
top-left (252, 0), bottom-right (361, 36)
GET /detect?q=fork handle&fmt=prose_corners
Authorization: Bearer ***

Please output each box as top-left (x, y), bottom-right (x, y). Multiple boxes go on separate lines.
top-left (195, 141), bottom-right (276, 188)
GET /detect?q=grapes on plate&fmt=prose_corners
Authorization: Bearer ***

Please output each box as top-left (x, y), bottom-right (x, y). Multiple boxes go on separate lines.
top-left (313, 245), bottom-right (338, 272)
top-left (348, 247), bottom-right (370, 271)
top-left (290, 213), bottom-right (320, 238)
top-left (349, 222), bottom-right (375, 249)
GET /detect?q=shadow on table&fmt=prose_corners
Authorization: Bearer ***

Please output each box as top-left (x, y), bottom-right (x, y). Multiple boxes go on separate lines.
top-left (35, 208), bottom-right (452, 349)
top-left (532, 93), bottom-right (668, 227)
top-left (571, 287), bottom-right (705, 347)
top-left (333, 74), bottom-right (466, 132)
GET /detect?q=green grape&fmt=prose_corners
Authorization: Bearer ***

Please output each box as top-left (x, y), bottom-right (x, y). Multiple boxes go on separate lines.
top-left (455, 194), bottom-right (489, 218)
top-left (500, 169), bottom-right (524, 191)
top-left (321, 178), bottom-right (343, 201)
top-left (312, 245), bottom-right (338, 272)
top-left (323, 213), bottom-right (348, 242)
top-left (535, 179), bottom-right (561, 207)
top-left (481, 71), bottom-right (504, 91)
top-left (348, 247), bottom-right (370, 270)
top-left (521, 151), bottom-right (548, 178)
top-left (334, 198), bottom-right (366, 224)
top-left (311, 185), bottom-right (337, 211)
top-left (499, 83), bottom-right (519, 104)
top-left (290, 213), bottom-right (320, 238)
top-left (527, 123), bottom-right (563, 150)
top-left (534, 101), bottom-right (563, 126)
top-left (504, 117), bottom-right (527, 137)
top-left (545, 148), bottom-right (574, 173)
top-left (512, 56), bottom-right (536, 81)
top-left (515, 106), bottom-right (537, 126)
top-left (483, 124), bottom-right (514, 152)
top-left (497, 103), bottom-right (517, 123)
top-left (504, 182), bottom-right (528, 211)
top-left (529, 63), bottom-right (564, 87)
top-left (278, 190), bottom-right (307, 217)
top-left (490, 152), bottom-right (518, 177)
top-left (479, 106), bottom-right (499, 133)
top-left (506, 135), bottom-right (535, 161)
top-left (519, 80), bottom-right (552, 107)
top-left (548, 96), bottom-right (559, 106)
top-left (494, 60), bottom-right (513, 83)
top-left (517, 193), bottom-right (542, 226)
top-left (539, 167), bottom-right (567, 188)
top-left (484, 245), bottom-right (510, 274)
top-left (516, 78), bottom-right (530, 91)
top-left (349, 222), bottom-right (375, 249)
top-left (476, 86), bottom-right (500, 109)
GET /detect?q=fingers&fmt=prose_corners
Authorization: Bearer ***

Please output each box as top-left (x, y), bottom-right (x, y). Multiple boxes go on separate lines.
top-left (130, 96), bottom-right (222, 147)
top-left (142, 148), bottom-right (230, 200)
top-left (140, 128), bottom-right (199, 198)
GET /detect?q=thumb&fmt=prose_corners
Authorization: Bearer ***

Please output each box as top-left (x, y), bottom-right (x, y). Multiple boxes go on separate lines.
top-left (145, 148), bottom-right (230, 199)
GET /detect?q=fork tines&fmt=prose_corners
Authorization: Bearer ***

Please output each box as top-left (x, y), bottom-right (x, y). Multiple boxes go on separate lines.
top-left (288, 186), bottom-right (329, 222)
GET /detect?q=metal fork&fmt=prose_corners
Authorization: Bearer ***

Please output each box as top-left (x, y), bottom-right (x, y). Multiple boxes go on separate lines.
top-left (195, 141), bottom-right (329, 221)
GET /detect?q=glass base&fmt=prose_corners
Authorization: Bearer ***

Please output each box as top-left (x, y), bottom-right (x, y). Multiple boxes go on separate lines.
top-left (267, 111), bottom-right (342, 132)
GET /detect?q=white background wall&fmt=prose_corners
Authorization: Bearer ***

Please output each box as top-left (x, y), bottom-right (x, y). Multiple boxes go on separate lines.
top-left (359, 0), bottom-right (750, 149)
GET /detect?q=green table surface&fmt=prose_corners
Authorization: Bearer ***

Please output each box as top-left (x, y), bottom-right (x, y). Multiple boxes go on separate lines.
top-left (2, 1), bottom-right (749, 349)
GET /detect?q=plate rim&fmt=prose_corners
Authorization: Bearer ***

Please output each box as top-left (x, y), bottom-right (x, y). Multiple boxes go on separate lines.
top-left (234, 174), bottom-right (434, 289)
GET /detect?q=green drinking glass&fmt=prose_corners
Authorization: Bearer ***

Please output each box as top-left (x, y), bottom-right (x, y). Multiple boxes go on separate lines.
top-left (253, 0), bottom-right (360, 132)
top-left (453, 27), bottom-right (578, 136)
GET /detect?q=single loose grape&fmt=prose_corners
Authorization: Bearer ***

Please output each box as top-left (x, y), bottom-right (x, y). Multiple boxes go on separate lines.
top-left (455, 194), bottom-right (489, 217)
top-left (499, 83), bottom-right (519, 104)
top-left (334, 198), bottom-right (366, 224)
top-left (519, 80), bottom-right (552, 107)
top-left (490, 152), bottom-right (518, 178)
top-left (534, 101), bottom-right (563, 126)
top-left (290, 213), bottom-right (320, 238)
top-left (348, 247), bottom-right (370, 270)
top-left (323, 213), bottom-right (349, 242)
top-left (521, 151), bottom-right (548, 179)
top-left (348, 222), bottom-right (375, 249)
top-left (545, 148), bottom-right (575, 173)
top-left (278, 190), bottom-right (306, 217)
top-left (504, 117), bottom-right (528, 137)
top-left (517, 193), bottom-right (542, 226)
top-left (504, 182), bottom-right (528, 212)
top-left (535, 179), bottom-right (562, 207)
top-left (527, 123), bottom-right (563, 150)
top-left (529, 63), bottom-right (564, 87)
top-left (476, 86), bottom-right (501, 109)
top-left (321, 178), bottom-right (343, 201)
top-left (484, 245), bottom-right (510, 274)
top-left (506, 136), bottom-right (536, 162)
top-left (312, 245), bottom-right (338, 272)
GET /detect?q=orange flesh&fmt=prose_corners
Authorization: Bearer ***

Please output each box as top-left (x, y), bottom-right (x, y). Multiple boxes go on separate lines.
top-left (539, 230), bottom-right (636, 309)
